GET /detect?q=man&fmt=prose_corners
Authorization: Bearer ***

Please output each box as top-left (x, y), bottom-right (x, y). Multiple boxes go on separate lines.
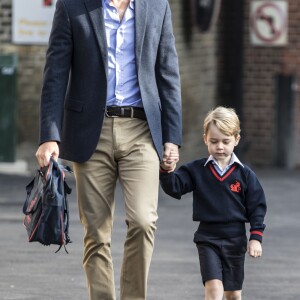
top-left (36, 0), bottom-right (182, 299)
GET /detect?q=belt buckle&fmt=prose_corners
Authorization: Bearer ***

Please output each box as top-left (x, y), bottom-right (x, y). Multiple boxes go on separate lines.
top-left (129, 107), bottom-right (134, 118)
top-left (120, 107), bottom-right (133, 118)
top-left (105, 107), bottom-right (119, 118)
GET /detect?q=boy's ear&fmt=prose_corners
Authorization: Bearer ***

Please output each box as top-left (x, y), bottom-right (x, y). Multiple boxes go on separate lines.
top-left (203, 134), bottom-right (208, 145)
top-left (235, 135), bottom-right (241, 146)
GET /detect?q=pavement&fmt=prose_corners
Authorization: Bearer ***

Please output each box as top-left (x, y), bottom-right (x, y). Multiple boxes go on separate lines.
top-left (0, 150), bottom-right (300, 299)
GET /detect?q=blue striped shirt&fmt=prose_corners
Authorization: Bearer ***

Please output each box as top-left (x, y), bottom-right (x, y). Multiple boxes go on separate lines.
top-left (102, 0), bottom-right (142, 107)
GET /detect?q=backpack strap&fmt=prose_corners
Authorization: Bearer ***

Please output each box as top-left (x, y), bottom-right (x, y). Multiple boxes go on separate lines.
top-left (63, 180), bottom-right (72, 236)
top-left (55, 178), bottom-right (73, 254)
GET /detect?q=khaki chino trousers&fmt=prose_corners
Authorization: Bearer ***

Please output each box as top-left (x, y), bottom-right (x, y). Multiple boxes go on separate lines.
top-left (74, 116), bottom-right (160, 300)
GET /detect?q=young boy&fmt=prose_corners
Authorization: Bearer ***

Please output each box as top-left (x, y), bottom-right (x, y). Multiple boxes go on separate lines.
top-left (160, 106), bottom-right (267, 300)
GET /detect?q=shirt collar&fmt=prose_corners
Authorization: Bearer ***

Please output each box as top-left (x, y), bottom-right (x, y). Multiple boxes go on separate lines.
top-left (204, 153), bottom-right (244, 169)
top-left (104, 0), bottom-right (135, 9)
top-left (129, 0), bottom-right (134, 9)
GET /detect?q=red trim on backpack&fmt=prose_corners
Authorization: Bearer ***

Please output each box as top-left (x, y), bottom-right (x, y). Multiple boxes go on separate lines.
top-left (28, 216), bottom-right (42, 241)
top-left (209, 164), bottom-right (236, 182)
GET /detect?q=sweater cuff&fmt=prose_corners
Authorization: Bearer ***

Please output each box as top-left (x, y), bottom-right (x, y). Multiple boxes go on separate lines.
top-left (159, 166), bottom-right (175, 173)
top-left (160, 167), bottom-right (169, 173)
top-left (250, 230), bottom-right (263, 243)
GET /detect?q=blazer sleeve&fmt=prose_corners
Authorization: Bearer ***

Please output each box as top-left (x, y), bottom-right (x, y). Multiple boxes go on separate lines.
top-left (155, 2), bottom-right (182, 147)
top-left (39, 0), bottom-right (73, 145)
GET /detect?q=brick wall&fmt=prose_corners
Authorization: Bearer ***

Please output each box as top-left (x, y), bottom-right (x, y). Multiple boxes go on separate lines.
top-left (0, 0), bottom-right (46, 146)
top-left (216, 0), bottom-right (300, 168)
top-left (170, 0), bottom-right (218, 162)
top-left (0, 0), bottom-right (217, 163)
top-left (242, 0), bottom-right (300, 168)
top-left (0, 0), bottom-right (11, 42)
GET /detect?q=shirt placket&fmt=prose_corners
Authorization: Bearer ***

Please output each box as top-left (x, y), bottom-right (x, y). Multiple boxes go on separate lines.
top-left (115, 24), bottom-right (124, 105)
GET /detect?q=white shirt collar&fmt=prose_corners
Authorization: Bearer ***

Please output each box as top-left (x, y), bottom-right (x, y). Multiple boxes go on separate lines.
top-left (204, 152), bottom-right (244, 170)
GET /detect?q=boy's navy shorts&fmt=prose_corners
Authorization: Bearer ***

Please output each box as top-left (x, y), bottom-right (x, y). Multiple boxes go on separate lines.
top-left (196, 234), bottom-right (247, 291)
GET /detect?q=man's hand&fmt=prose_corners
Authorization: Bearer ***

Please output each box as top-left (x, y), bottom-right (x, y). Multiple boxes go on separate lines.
top-left (247, 240), bottom-right (262, 258)
top-left (35, 141), bottom-right (59, 167)
top-left (161, 143), bottom-right (179, 171)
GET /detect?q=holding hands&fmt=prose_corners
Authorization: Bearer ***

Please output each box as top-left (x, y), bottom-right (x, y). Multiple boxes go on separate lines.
top-left (161, 142), bottom-right (179, 172)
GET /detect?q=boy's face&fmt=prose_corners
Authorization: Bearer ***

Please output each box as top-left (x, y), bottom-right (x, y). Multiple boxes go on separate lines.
top-left (204, 123), bottom-right (240, 166)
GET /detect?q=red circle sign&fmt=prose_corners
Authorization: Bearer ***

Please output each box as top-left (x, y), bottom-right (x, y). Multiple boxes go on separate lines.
top-left (251, 2), bottom-right (287, 44)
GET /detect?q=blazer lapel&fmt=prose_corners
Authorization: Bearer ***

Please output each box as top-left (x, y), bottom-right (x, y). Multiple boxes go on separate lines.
top-left (135, 0), bottom-right (147, 73)
top-left (84, 0), bottom-right (108, 77)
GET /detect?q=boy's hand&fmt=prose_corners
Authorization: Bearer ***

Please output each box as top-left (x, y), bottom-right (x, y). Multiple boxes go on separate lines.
top-left (247, 240), bottom-right (262, 258)
top-left (160, 161), bottom-right (177, 172)
top-left (160, 154), bottom-right (177, 172)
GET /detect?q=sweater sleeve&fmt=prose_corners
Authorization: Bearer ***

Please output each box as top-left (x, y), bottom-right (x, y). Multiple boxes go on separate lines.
top-left (159, 163), bottom-right (195, 199)
top-left (245, 168), bottom-right (267, 242)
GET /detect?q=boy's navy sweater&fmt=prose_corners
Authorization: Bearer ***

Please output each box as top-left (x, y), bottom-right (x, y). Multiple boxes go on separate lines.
top-left (160, 158), bottom-right (267, 242)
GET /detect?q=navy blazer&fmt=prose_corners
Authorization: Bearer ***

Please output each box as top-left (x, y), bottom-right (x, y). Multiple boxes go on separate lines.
top-left (39, 0), bottom-right (182, 163)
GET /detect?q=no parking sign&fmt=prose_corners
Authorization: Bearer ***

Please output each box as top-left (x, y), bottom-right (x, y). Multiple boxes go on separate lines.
top-left (250, 1), bottom-right (288, 46)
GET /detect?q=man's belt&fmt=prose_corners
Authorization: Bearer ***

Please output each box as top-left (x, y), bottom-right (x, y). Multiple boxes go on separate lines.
top-left (106, 106), bottom-right (146, 121)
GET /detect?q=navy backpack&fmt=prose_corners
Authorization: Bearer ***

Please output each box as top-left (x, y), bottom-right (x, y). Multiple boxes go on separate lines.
top-left (23, 157), bottom-right (72, 252)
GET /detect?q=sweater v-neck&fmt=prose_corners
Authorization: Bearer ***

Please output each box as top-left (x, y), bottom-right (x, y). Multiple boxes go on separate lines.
top-left (209, 163), bottom-right (236, 182)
